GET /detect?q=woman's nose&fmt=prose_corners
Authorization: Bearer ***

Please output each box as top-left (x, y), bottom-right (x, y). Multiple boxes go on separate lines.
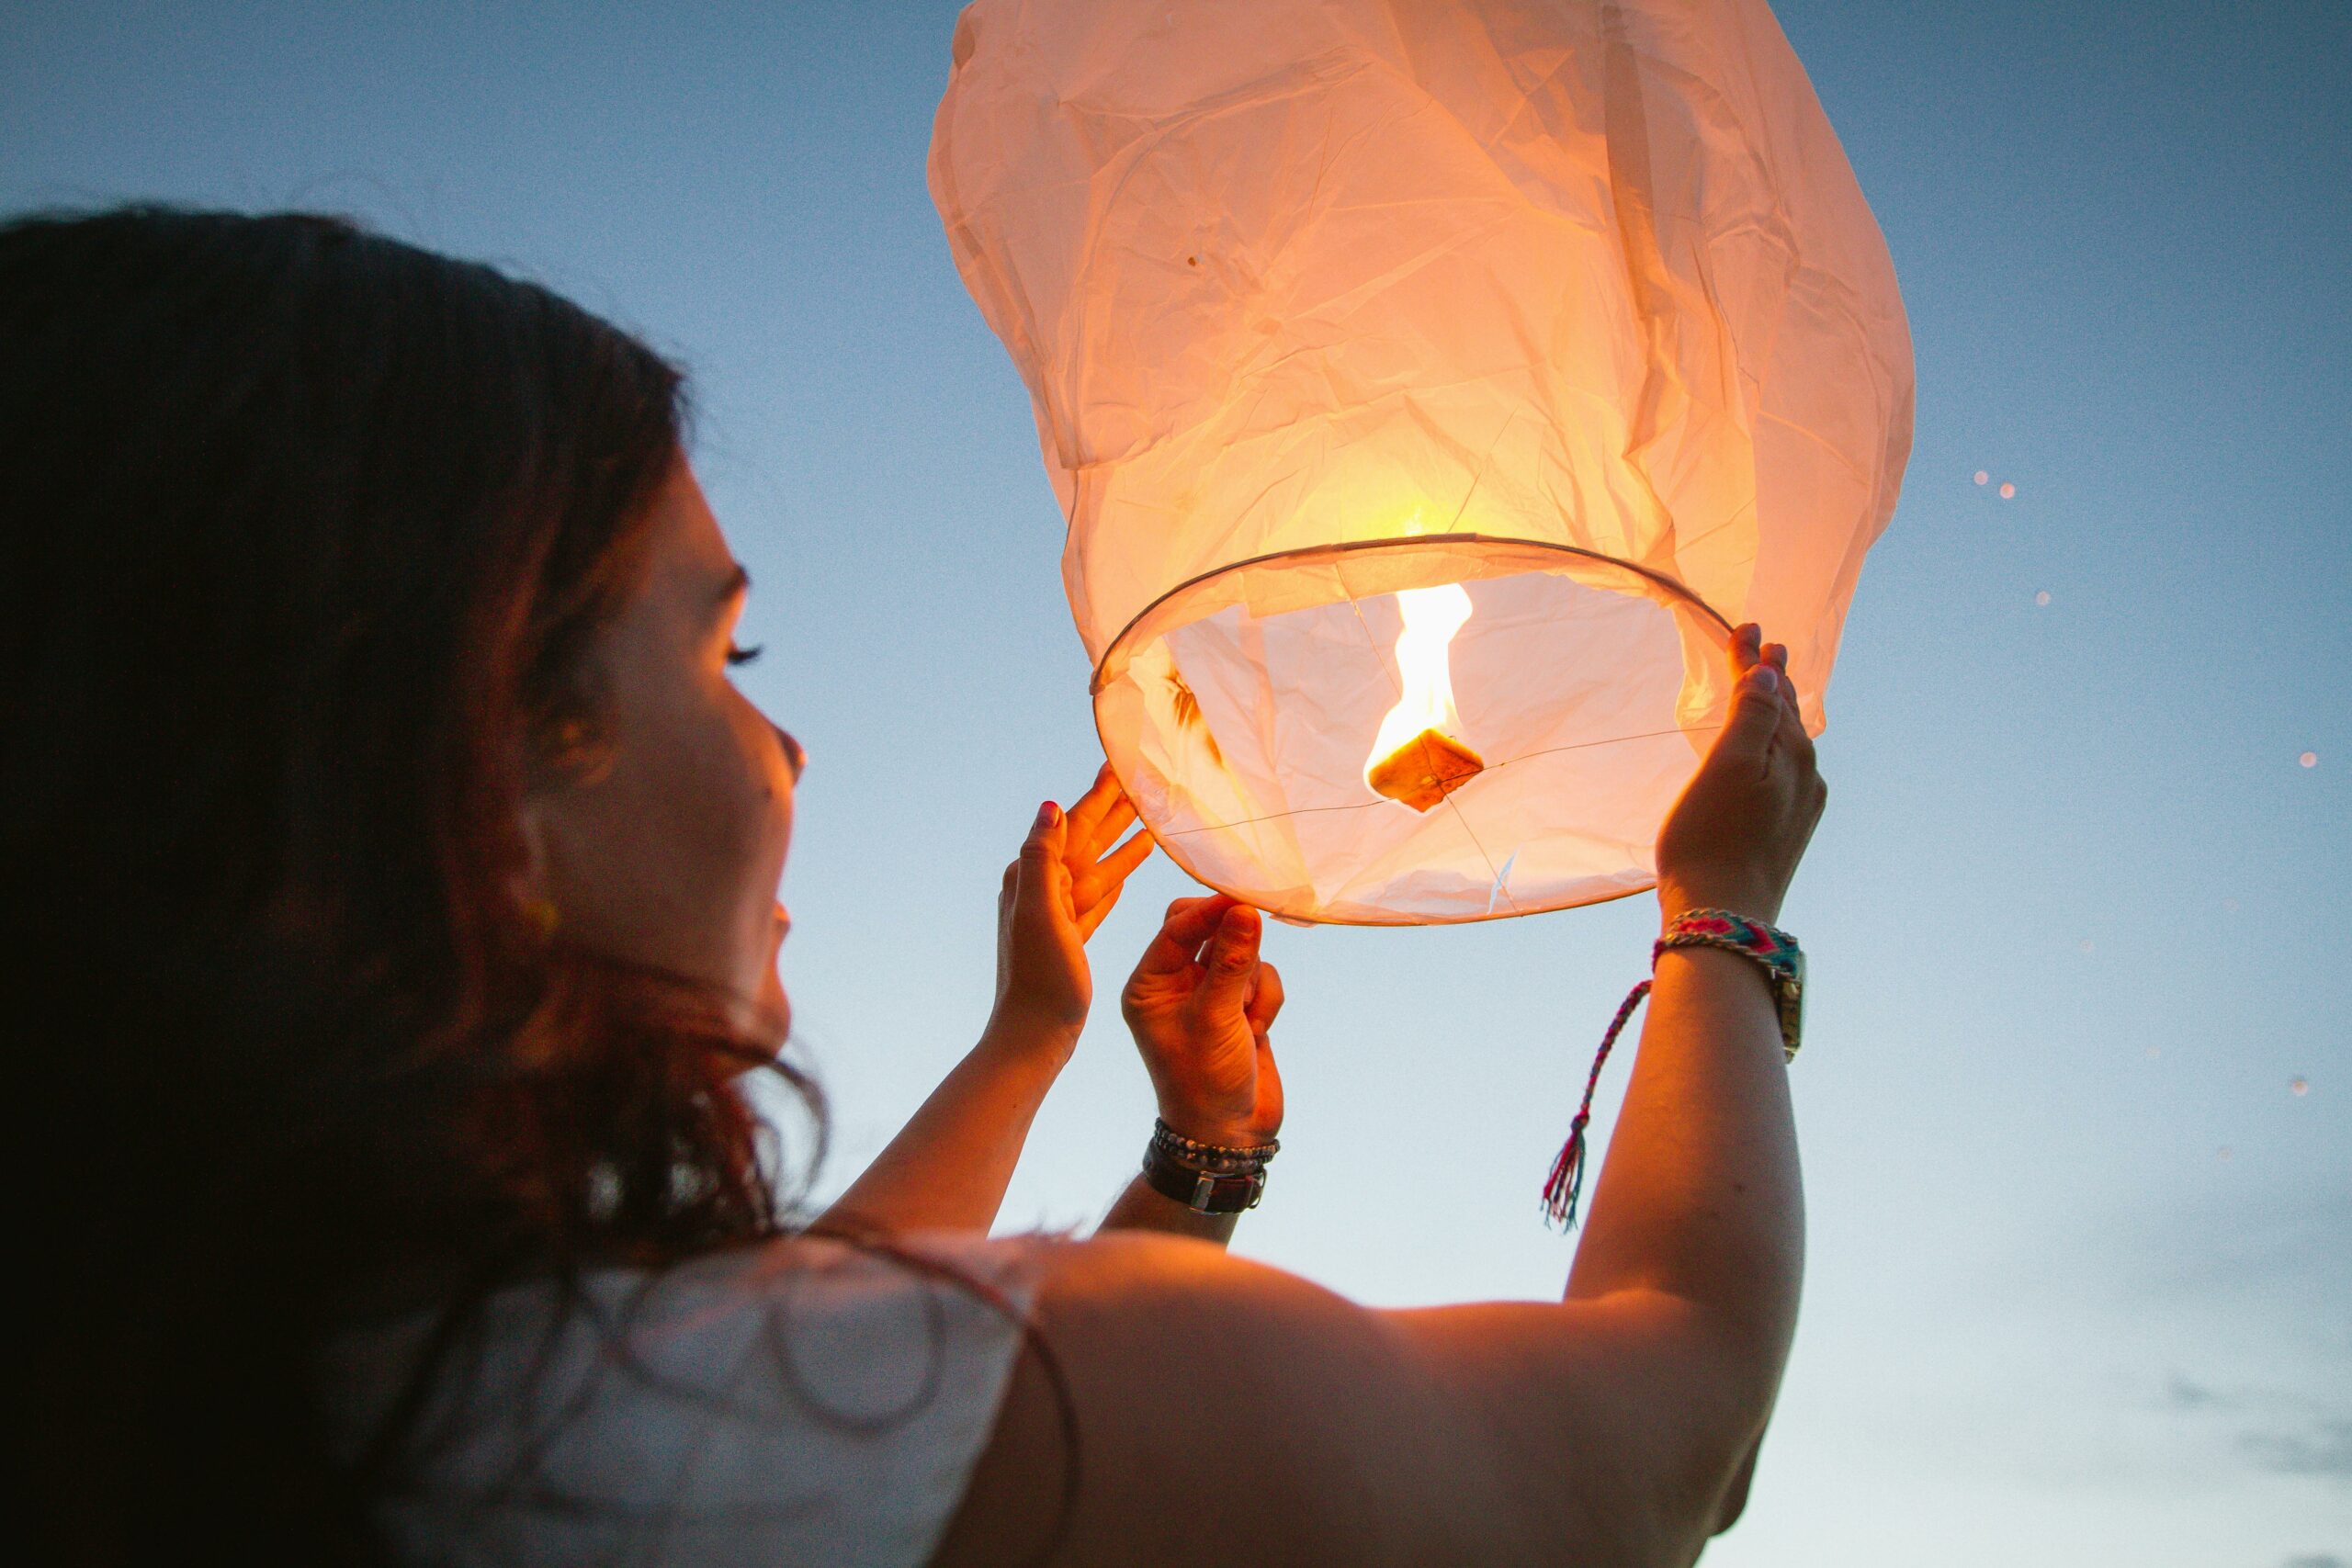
top-left (776, 725), bottom-right (807, 782)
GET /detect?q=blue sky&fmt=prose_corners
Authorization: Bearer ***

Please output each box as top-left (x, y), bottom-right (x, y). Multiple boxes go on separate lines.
top-left (6, 2), bottom-right (2344, 1561)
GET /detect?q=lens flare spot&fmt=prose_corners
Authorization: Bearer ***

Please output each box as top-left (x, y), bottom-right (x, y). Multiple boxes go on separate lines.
top-left (1999, 482), bottom-right (2016, 499)
top-left (2034, 591), bottom-right (2052, 606)
top-left (2290, 1077), bottom-right (2310, 1097)
top-left (2300, 751), bottom-right (2318, 768)
top-left (1973, 469), bottom-right (1989, 485)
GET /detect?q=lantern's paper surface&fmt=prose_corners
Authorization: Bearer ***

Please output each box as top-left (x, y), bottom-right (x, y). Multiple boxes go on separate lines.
top-left (930, 0), bottom-right (1914, 925)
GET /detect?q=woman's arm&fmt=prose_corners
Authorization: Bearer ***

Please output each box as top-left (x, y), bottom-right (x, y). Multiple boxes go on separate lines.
top-left (931, 626), bottom-right (1820, 1567)
top-left (814, 1019), bottom-right (1078, 1235)
top-left (1094, 897), bottom-right (1286, 1247)
top-left (1097, 1171), bottom-right (1239, 1246)
top-left (1568, 631), bottom-right (1816, 1361)
top-left (816, 773), bottom-right (1150, 1235)
top-left (1552, 632), bottom-right (1819, 1537)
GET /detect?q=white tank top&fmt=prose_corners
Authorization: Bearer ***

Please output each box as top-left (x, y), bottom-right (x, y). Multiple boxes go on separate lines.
top-left (316, 1229), bottom-right (1054, 1568)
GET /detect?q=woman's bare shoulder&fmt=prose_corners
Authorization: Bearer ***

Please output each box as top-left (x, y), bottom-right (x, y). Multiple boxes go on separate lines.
top-left (927, 1231), bottom-right (1734, 1568)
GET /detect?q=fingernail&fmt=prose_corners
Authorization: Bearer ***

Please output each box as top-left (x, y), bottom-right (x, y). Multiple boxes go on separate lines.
top-left (1035, 801), bottom-right (1057, 827)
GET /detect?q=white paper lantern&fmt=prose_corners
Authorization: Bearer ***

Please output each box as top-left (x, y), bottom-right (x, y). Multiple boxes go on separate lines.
top-left (931, 0), bottom-right (1914, 924)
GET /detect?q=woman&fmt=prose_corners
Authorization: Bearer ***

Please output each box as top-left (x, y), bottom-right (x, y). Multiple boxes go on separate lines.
top-left (6, 207), bottom-right (1820, 1568)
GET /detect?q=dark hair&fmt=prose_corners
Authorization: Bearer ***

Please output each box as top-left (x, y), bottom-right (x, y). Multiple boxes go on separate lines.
top-left (0, 207), bottom-right (1076, 1567)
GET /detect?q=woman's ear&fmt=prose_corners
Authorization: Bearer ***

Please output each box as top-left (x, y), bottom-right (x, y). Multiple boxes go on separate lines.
top-left (510, 695), bottom-right (614, 921)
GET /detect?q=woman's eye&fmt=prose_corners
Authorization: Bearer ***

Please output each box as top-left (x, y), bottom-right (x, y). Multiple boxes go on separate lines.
top-left (726, 642), bottom-right (764, 668)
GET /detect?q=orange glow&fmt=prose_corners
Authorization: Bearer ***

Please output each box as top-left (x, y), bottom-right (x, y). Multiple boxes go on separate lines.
top-left (1365, 584), bottom-right (1484, 810)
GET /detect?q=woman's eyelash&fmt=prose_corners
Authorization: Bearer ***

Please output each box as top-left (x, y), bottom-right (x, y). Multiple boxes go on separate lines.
top-left (726, 642), bottom-right (764, 668)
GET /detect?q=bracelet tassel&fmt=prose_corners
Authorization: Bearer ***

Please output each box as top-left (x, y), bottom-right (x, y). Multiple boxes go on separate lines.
top-left (1540, 976), bottom-right (1653, 1230)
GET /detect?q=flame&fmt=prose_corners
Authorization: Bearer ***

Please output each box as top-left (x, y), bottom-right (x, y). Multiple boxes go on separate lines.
top-left (1369, 583), bottom-right (1473, 764)
top-left (1363, 583), bottom-right (1484, 809)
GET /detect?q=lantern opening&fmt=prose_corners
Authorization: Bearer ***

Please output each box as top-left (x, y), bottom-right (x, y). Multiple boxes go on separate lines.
top-left (1364, 582), bottom-right (1484, 810)
top-left (1091, 535), bottom-right (1738, 925)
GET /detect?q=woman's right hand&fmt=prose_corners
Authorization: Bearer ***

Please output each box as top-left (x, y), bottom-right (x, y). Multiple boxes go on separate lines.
top-left (1653, 622), bottom-right (1827, 927)
top-left (1118, 895), bottom-right (1285, 1149)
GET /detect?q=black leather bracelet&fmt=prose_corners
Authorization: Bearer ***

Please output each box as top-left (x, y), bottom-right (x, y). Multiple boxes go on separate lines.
top-left (1140, 1140), bottom-right (1267, 1213)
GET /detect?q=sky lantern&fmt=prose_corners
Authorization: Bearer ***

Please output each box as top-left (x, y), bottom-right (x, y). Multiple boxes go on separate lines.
top-left (930, 0), bottom-right (1915, 925)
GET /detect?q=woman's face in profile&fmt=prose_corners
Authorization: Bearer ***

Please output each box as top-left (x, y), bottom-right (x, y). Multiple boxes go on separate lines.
top-left (518, 459), bottom-right (803, 1039)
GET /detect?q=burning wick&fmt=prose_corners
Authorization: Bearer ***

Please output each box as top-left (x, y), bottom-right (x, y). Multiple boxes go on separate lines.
top-left (1365, 582), bottom-right (1484, 811)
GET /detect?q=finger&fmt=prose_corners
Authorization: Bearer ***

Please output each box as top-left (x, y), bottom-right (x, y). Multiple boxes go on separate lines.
top-left (1085, 793), bottom-right (1138, 859)
top-left (1193, 904), bottom-right (1263, 1016)
top-left (1770, 654), bottom-right (1801, 715)
top-left (1014, 800), bottom-right (1072, 930)
top-left (1091, 826), bottom-right (1155, 890)
top-left (1758, 641), bottom-right (1792, 713)
top-left (1716, 661), bottom-right (1784, 763)
top-left (1727, 622), bottom-right (1762, 677)
top-left (1075, 881), bottom-right (1124, 941)
top-left (1771, 668), bottom-right (1816, 771)
top-left (1074, 829), bottom-right (1155, 940)
top-left (1245, 960), bottom-right (1284, 1037)
top-left (1062, 761), bottom-right (1122, 848)
top-left (1019, 798), bottom-right (1065, 864)
top-left (1130, 895), bottom-right (1238, 979)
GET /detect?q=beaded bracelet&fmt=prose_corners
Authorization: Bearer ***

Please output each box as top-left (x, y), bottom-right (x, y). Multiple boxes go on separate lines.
top-left (1150, 1117), bottom-right (1279, 1168)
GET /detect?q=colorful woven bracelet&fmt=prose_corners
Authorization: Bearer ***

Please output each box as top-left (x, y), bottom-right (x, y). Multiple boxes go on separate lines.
top-left (1541, 908), bottom-right (1803, 1233)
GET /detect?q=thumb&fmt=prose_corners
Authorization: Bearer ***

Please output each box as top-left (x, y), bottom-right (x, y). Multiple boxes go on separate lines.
top-left (1193, 904), bottom-right (1261, 1016)
top-left (1717, 663), bottom-right (1784, 762)
top-left (1015, 800), bottom-right (1069, 927)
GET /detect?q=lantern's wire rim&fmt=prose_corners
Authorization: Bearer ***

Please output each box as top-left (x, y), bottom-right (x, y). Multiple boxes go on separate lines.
top-left (1087, 532), bottom-right (1733, 696)
top-left (1185, 874), bottom-right (1662, 931)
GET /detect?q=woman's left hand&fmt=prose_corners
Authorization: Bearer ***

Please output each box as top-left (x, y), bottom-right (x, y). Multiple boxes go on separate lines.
top-left (989, 763), bottom-right (1155, 1047)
